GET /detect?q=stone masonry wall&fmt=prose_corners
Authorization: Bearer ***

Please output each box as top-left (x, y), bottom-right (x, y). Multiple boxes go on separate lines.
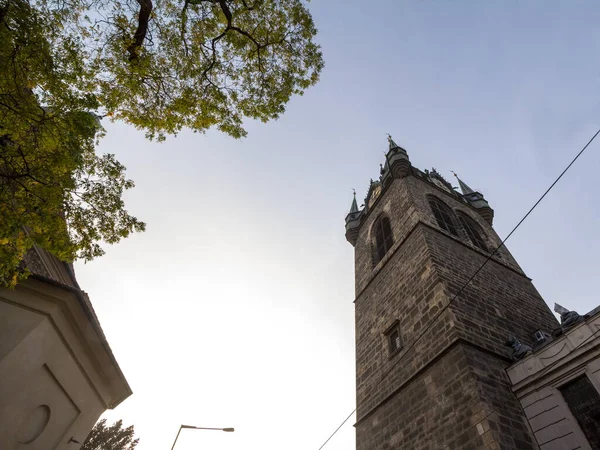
top-left (354, 174), bottom-right (523, 296)
top-left (423, 227), bottom-right (559, 356)
top-left (354, 177), bottom-right (421, 294)
top-left (404, 173), bottom-right (523, 276)
top-left (356, 343), bottom-right (522, 450)
top-left (355, 225), bottom-right (547, 449)
top-left (353, 171), bottom-right (559, 449)
top-left (355, 225), bottom-right (457, 418)
top-left (463, 346), bottom-right (539, 450)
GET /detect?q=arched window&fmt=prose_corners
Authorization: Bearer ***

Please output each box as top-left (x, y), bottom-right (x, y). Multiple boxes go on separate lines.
top-left (428, 197), bottom-right (458, 236)
top-left (457, 212), bottom-right (488, 252)
top-left (374, 216), bottom-right (394, 262)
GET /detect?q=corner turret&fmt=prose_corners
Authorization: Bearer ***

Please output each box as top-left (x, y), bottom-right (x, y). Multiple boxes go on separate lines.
top-left (383, 134), bottom-right (411, 180)
top-left (453, 172), bottom-right (494, 225)
top-left (345, 190), bottom-right (362, 246)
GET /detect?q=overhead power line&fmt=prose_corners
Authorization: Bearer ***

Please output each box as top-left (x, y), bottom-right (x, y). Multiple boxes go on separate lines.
top-left (317, 409), bottom-right (356, 450)
top-left (317, 125), bottom-right (600, 449)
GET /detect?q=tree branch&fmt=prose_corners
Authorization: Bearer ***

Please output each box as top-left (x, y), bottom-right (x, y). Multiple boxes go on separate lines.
top-left (127, 0), bottom-right (153, 61)
top-left (181, 0), bottom-right (191, 57)
top-left (217, 0), bottom-right (232, 22)
top-left (196, 0), bottom-right (284, 81)
top-left (0, 1), bottom-right (10, 25)
top-left (215, 1), bottom-right (267, 70)
top-left (240, 0), bottom-right (256, 10)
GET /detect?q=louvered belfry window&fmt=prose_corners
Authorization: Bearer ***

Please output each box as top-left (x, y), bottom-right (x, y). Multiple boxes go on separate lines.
top-left (389, 329), bottom-right (401, 352)
top-left (428, 197), bottom-right (458, 237)
top-left (458, 213), bottom-right (488, 252)
top-left (385, 321), bottom-right (402, 356)
top-left (375, 217), bottom-right (394, 262)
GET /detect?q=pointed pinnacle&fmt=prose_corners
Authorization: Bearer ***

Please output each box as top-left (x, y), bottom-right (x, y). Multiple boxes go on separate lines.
top-left (349, 190), bottom-right (359, 214)
top-left (452, 172), bottom-right (476, 195)
top-left (387, 134), bottom-right (401, 150)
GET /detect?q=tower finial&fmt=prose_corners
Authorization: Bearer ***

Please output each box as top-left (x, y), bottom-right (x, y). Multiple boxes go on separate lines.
top-left (387, 134), bottom-right (401, 150)
top-left (452, 171), bottom-right (475, 195)
top-left (450, 171), bottom-right (494, 224)
top-left (348, 189), bottom-right (359, 214)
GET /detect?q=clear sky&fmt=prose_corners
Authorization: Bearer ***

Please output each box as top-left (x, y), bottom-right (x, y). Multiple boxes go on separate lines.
top-left (73, 1), bottom-right (600, 449)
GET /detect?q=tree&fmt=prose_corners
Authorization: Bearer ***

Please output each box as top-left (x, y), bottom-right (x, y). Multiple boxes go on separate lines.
top-left (0, 0), bottom-right (323, 286)
top-left (81, 418), bottom-right (139, 450)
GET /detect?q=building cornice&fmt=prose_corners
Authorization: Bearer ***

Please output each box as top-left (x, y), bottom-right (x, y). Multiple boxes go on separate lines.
top-left (27, 273), bottom-right (132, 408)
top-left (507, 311), bottom-right (600, 397)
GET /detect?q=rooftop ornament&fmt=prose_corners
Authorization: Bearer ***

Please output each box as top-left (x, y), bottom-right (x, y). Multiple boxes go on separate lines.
top-left (387, 133), bottom-right (401, 150)
top-left (505, 335), bottom-right (533, 361)
top-left (554, 303), bottom-right (588, 333)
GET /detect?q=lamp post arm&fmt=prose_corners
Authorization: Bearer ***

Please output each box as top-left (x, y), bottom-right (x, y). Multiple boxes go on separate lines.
top-left (171, 424), bottom-right (235, 449)
top-left (170, 426), bottom-right (183, 450)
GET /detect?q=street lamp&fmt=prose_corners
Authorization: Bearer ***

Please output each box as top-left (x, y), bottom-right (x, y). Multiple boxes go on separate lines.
top-left (170, 424), bottom-right (234, 450)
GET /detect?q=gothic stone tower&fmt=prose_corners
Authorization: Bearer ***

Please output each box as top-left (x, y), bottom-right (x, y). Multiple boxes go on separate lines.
top-left (345, 137), bottom-right (559, 450)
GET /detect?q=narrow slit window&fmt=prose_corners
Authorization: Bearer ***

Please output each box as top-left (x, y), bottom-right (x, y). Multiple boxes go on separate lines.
top-left (392, 331), bottom-right (401, 350)
top-left (385, 321), bottom-right (402, 356)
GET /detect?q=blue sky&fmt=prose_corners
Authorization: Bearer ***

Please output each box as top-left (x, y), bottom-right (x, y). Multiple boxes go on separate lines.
top-left (74, 1), bottom-right (600, 449)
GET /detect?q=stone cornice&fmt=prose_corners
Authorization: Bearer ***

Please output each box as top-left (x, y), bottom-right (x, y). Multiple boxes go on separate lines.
top-left (4, 275), bottom-right (132, 409)
top-left (507, 311), bottom-right (600, 397)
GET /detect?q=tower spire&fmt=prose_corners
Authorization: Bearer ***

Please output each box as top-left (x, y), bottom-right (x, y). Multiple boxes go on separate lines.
top-left (345, 189), bottom-right (362, 246)
top-left (383, 134), bottom-right (411, 180)
top-left (387, 134), bottom-right (401, 151)
top-left (349, 189), bottom-right (359, 214)
top-left (451, 171), bottom-right (494, 225)
top-left (451, 171), bottom-right (475, 195)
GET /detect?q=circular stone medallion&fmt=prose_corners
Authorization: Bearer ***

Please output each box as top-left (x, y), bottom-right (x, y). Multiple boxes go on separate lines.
top-left (17, 405), bottom-right (51, 444)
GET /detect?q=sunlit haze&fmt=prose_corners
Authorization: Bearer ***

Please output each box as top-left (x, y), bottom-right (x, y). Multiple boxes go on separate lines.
top-left (73, 1), bottom-right (600, 449)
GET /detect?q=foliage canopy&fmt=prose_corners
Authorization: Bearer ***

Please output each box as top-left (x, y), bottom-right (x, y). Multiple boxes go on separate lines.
top-left (0, 0), bottom-right (323, 285)
top-left (81, 418), bottom-right (139, 450)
